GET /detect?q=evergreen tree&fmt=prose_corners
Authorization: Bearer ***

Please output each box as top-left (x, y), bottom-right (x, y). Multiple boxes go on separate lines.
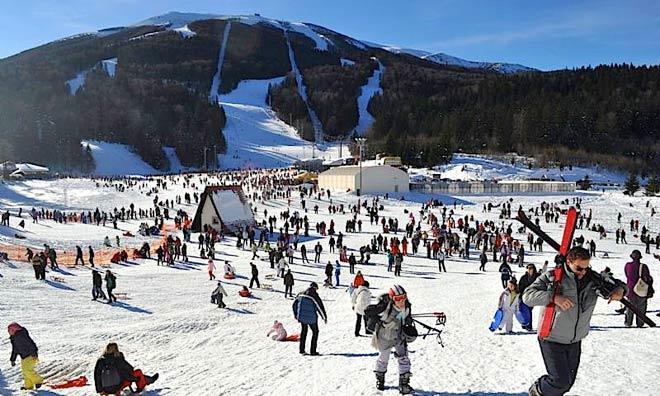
top-left (624, 172), bottom-right (640, 196)
top-left (645, 175), bottom-right (659, 196)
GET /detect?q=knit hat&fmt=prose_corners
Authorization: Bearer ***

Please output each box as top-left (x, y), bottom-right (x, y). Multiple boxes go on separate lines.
top-left (7, 322), bottom-right (22, 335)
top-left (630, 250), bottom-right (642, 260)
top-left (310, 282), bottom-right (319, 289)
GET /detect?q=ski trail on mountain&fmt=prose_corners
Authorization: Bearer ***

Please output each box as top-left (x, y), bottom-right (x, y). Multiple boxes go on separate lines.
top-left (209, 21), bottom-right (232, 102)
top-left (282, 25), bottom-right (325, 143)
top-left (355, 58), bottom-right (385, 136)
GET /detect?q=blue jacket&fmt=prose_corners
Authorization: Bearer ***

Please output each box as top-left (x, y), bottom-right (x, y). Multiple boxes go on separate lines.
top-left (293, 288), bottom-right (327, 325)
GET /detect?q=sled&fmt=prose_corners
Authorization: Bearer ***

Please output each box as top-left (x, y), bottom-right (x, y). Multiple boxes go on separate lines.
top-left (489, 308), bottom-right (504, 332)
top-left (50, 276), bottom-right (66, 283)
top-left (114, 292), bottom-right (130, 300)
top-left (223, 273), bottom-right (236, 280)
top-left (516, 303), bottom-right (532, 327)
top-left (283, 334), bottom-right (300, 342)
top-left (49, 375), bottom-right (88, 389)
top-left (261, 283), bottom-right (273, 290)
top-left (265, 274), bottom-right (277, 280)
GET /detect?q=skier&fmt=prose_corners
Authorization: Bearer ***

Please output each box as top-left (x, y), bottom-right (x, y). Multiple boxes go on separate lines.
top-left (351, 280), bottom-right (372, 337)
top-left (524, 247), bottom-right (625, 396)
top-left (497, 279), bottom-right (520, 334)
top-left (8, 323), bottom-right (43, 390)
top-left (94, 342), bottom-right (159, 394)
top-left (283, 269), bottom-right (295, 298)
top-left (105, 270), bottom-right (117, 303)
top-left (369, 285), bottom-right (415, 394)
top-left (292, 282), bottom-right (327, 355)
top-left (211, 281), bottom-right (228, 308)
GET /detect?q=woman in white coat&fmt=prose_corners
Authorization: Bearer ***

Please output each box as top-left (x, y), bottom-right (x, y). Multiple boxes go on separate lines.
top-left (498, 278), bottom-right (520, 333)
top-left (351, 280), bottom-right (372, 336)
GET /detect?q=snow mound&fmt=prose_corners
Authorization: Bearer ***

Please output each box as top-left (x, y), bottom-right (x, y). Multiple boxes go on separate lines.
top-left (355, 58), bottom-right (384, 135)
top-left (82, 140), bottom-right (159, 176)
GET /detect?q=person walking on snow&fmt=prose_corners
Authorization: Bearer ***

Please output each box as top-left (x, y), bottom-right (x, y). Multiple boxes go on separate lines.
top-left (8, 323), bottom-right (43, 390)
top-left (351, 280), bottom-right (372, 337)
top-left (92, 270), bottom-right (107, 301)
top-left (105, 270), bottom-right (117, 303)
top-left (211, 281), bottom-right (228, 308)
top-left (208, 259), bottom-right (216, 280)
top-left (497, 279), bottom-right (520, 334)
top-left (624, 250), bottom-right (653, 327)
top-left (334, 261), bottom-right (341, 286)
top-left (324, 262), bottom-right (333, 287)
top-left (370, 285), bottom-right (415, 394)
top-left (250, 262), bottom-right (261, 289)
top-left (284, 269), bottom-right (295, 298)
top-left (293, 282), bottom-right (327, 355)
top-left (524, 247), bottom-right (625, 396)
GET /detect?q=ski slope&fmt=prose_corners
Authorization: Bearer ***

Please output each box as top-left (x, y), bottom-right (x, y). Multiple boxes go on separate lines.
top-left (209, 22), bottom-right (232, 103)
top-left (355, 58), bottom-right (384, 136)
top-left (0, 174), bottom-right (657, 395)
top-left (82, 141), bottom-right (159, 176)
top-left (217, 78), bottom-right (338, 169)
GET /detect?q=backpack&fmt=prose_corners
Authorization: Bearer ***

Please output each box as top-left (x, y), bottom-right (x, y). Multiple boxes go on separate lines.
top-left (100, 360), bottom-right (121, 390)
top-left (364, 296), bottom-right (390, 333)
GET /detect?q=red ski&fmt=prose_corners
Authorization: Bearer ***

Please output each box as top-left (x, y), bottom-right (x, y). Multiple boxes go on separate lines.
top-left (518, 207), bottom-right (578, 339)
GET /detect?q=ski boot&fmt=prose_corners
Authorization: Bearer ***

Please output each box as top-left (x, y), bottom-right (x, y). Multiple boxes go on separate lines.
top-left (528, 380), bottom-right (542, 396)
top-left (375, 371), bottom-right (386, 391)
top-left (399, 372), bottom-right (413, 395)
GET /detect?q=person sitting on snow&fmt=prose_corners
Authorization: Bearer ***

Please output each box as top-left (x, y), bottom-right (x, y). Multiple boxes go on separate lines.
top-left (223, 261), bottom-right (235, 278)
top-left (266, 320), bottom-right (288, 341)
top-left (239, 286), bottom-right (252, 298)
top-left (94, 342), bottom-right (158, 394)
top-left (103, 236), bottom-right (112, 247)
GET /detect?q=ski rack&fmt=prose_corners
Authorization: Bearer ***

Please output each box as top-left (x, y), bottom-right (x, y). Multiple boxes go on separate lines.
top-left (516, 209), bottom-right (656, 328)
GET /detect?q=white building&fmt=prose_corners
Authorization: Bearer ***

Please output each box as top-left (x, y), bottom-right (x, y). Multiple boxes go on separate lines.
top-left (318, 165), bottom-right (409, 194)
top-left (191, 186), bottom-right (256, 235)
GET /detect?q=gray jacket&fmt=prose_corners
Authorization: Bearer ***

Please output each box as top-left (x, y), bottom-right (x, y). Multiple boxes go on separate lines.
top-left (523, 264), bottom-right (601, 344)
top-left (371, 295), bottom-right (411, 351)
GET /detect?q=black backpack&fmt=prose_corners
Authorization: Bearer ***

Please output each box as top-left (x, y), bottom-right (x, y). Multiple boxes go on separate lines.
top-left (100, 360), bottom-right (121, 390)
top-left (364, 296), bottom-right (390, 333)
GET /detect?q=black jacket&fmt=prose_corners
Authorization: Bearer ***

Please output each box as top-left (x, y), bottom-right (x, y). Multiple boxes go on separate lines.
top-left (10, 328), bottom-right (38, 362)
top-left (284, 272), bottom-right (294, 286)
top-left (93, 271), bottom-right (103, 287)
top-left (94, 353), bottom-right (135, 393)
top-left (518, 272), bottom-right (538, 297)
top-left (251, 264), bottom-right (259, 277)
top-left (325, 264), bottom-right (333, 277)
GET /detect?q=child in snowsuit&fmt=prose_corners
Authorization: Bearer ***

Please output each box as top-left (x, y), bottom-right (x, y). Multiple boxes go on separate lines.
top-left (8, 323), bottom-right (43, 390)
top-left (498, 279), bottom-right (520, 333)
top-left (267, 320), bottom-right (288, 341)
top-left (370, 285), bottom-right (414, 394)
top-left (208, 259), bottom-right (216, 280)
top-left (211, 281), bottom-right (228, 308)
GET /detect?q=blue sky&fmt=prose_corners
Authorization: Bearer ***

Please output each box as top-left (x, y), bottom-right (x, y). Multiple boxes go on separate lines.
top-left (1, 0), bottom-right (658, 70)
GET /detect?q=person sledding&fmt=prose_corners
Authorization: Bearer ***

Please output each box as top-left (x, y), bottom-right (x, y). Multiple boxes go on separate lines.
top-left (267, 320), bottom-right (300, 342)
top-left (8, 322), bottom-right (43, 390)
top-left (239, 285), bottom-right (252, 298)
top-left (211, 281), bottom-right (228, 308)
top-left (223, 261), bottom-right (235, 279)
top-left (94, 342), bottom-right (159, 395)
top-left (366, 285), bottom-right (416, 394)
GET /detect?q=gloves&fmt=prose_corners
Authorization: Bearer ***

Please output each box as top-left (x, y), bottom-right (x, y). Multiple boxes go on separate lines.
top-left (10, 361), bottom-right (16, 367)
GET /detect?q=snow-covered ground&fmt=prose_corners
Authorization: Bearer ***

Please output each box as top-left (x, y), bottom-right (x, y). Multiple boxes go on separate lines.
top-left (410, 154), bottom-right (628, 185)
top-left (82, 141), bottom-right (159, 176)
top-left (208, 22), bottom-right (232, 103)
top-left (0, 172), bottom-right (658, 395)
top-left (355, 58), bottom-right (384, 136)
top-left (217, 78), bottom-right (339, 169)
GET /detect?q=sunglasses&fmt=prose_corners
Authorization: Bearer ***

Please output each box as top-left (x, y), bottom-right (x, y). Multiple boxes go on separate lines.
top-left (573, 265), bottom-right (590, 273)
top-left (392, 294), bottom-right (407, 302)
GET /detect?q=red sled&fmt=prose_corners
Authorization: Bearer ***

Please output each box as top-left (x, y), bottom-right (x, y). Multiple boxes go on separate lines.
top-left (49, 375), bottom-right (88, 389)
top-left (223, 273), bottom-right (236, 280)
top-left (284, 334), bottom-right (300, 342)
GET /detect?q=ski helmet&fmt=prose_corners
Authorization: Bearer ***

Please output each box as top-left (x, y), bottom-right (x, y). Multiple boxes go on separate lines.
top-left (389, 284), bottom-right (407, 298)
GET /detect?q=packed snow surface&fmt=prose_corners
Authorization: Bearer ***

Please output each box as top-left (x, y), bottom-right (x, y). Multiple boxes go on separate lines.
top-left (82, 141), bottom-right (159, 176)
top-left (0, 173), bottom-right (657, 395)
top-left (65, 71), bottom-right (88, 95)
top-left (355, 58), bottom-right (384, 135)
top-left (100, 58), bottom-right (117, 77)
top-left (65, 58), bottom-right (117, 95)
top-left (217, 77), bottom-right (339, 169)
top-left (209, 22), bottom-right (232, 102)
top-left (286, 22), bottom-right (332, 51)
top-left (162, 147), bottom-right (184, 173)
top-left (173, 25), bottom-right (196, 38)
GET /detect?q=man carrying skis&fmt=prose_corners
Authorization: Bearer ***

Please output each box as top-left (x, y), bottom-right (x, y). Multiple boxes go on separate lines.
top-left (523, 246), bottom-right (625, 396)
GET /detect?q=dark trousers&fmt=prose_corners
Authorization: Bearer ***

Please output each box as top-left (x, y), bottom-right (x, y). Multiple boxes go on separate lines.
top-left (300, 322), bottom-right (319, 354)
top-left (355, 313), bottom-right (368, 336)
top-left (285, 284), bottom-right (293, 298)
top-left (394, 265), bottom-right (401, 276)
top-left (438, 260), bottom-right (446, 272)
top-left (624, 296), bottom-right (648, 327)
top-left (537, 340), bottom-right (581, 396)
top-left (107, 287), bottom-right (117, 303)
top-left (250, 275), bottom-right (260, 288)
top-left (479, 261), bottom-right (486, 271)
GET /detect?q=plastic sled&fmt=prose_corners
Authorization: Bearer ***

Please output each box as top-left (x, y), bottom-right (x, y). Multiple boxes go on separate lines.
top-left (223, 273), bottom-right (236, 280)
top-left (516, 303), bottom-right (532, 326)
top-left (284, 334), bottom-right (300, 342)
top-left (489, 308), bottom-right (504, 332)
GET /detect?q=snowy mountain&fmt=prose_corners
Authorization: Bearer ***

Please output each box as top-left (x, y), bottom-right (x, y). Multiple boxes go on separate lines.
top-left (364, 42), bottom-right (536, 73)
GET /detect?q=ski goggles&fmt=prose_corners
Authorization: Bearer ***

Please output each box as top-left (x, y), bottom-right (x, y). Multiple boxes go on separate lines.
top-left (392, 294), bottom-right (407, 303)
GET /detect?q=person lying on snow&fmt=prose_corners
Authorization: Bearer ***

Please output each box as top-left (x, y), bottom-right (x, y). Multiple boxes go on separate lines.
top-left (94, 342), bottom-right (158, 395)
top-left (8, 322), bottom-right (43, 390)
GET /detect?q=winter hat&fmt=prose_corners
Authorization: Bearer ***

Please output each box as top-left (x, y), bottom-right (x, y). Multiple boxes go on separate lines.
top-left (309, 282), bottom-right (319, 289)
top-left (388, 284), bottom-right (406, 298)
top-left (7, 322), bottom-right (22, 335)
top-left (630, 250), bottom-right (642, 261)
top-left (363, 281), bottom-right (370, 288)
